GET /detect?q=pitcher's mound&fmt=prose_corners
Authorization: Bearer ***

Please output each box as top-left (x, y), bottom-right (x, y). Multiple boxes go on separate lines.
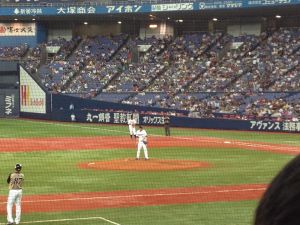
top-left (78, 159), bottom-right (212, 171)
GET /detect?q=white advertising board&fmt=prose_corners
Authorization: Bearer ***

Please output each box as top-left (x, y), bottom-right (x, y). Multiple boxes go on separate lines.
top-left (20, 66), bottom-right (46, 114)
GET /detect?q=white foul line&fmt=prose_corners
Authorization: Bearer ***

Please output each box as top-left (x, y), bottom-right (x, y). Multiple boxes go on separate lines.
top-left (11, 216), bottom-right (121, 225)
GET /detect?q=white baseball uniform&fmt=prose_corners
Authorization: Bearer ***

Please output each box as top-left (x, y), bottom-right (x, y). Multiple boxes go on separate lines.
top-left (128, 119), bottom-right (137, 136)
top-left (136, 129), bottom-right (148, 159)
top-left (7, 172), bottom-right (24, 225)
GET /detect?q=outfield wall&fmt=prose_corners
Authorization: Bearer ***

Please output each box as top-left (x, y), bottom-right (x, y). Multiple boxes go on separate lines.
top-left (19, 93), bottom-right (300, 133)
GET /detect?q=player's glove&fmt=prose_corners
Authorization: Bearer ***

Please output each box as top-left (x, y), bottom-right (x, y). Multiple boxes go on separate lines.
top-left (143, 141), bottom-right (148, 145)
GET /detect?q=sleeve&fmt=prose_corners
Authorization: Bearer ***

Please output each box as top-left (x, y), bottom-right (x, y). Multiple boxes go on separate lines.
top-left (7, 173), bottom-right (11, 184)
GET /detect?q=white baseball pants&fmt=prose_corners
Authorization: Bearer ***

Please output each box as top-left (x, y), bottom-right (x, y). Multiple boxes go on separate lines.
top-left (129, 126), bottom-right (136, 136)
top-left (7, 189), bottom-right (22, 224)
top-left (136, 142), bottom-right (148, 159)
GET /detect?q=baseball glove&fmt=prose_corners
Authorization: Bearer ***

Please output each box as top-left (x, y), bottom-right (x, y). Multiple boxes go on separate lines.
top-left (143, 141), bottom-right (148, 145)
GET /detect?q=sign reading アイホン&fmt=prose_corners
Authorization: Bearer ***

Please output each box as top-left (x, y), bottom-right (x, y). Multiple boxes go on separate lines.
top-left (20, 66), bottom-right (46, 114)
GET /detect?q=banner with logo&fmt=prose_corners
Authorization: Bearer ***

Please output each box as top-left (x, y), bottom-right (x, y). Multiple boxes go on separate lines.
top-left (5, 93), bottom-right (16, 116)
top-left (0, 23), bottom-right (36, 36)
top-left (20, 66), bottom-right (46, 114)
top-left (0, 0), bottom-right (300, 16)
top-left (151, 3), bottom-right (194, 12)
top-left (0, 90), bottom-right (19, 118)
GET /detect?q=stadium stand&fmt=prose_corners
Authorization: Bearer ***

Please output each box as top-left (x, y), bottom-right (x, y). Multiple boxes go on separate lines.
top-left (0, 44), bottom-right (28, 60)
top-left (0, 10), bottom-right (299, 121)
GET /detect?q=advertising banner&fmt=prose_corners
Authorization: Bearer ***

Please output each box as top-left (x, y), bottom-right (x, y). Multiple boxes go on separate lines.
top-left (0, 90), bottom-right (19, 117)
top-left (151, 3), bottom-right (194, 12)
top-left (249, 120), bottom-right (300, 132)
top-left (0, 95), bottom-right (4, 117)
top-left (1, 0), bottom-right (300, 16)
top-left (48, 109), bottom-right (300, 133)
top-left (0, 23), bottom-right (35, 36)
top-left (19, 66), bottom-right (46, 114)
top-left (4, 93), bottom-right (16, 116)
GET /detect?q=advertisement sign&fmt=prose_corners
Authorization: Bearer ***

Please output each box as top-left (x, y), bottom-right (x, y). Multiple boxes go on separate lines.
top-left (249, 120), bottom-right (300, 132)
top-left (0, 23), bottom-right (35, 36)
top-left (1, 1), bottom-right (300, 16)
top-left (0, 90), bottom-right (19, 118)
top-left (62, 110), bottom-right (300, 133)
top-left (0, 95), bottom-right (4, 117)
top-left (20, 66), bottom-right (46, 114)
top-left (199, 0), bottom-right (243, 9)
top-left (151, 3), bottom-right (194, 12)
top-left (4, 94), bottom-right (15, 116)
top-left (68, 110), bottom-right (166, 126)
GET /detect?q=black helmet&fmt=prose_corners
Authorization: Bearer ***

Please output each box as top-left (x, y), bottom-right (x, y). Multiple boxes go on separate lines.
top-left (15, 163), bottom-right (22, 171)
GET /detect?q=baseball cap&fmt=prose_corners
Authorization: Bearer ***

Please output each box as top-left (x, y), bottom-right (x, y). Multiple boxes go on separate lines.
top-left (15, 163), bottom-right (22, 171)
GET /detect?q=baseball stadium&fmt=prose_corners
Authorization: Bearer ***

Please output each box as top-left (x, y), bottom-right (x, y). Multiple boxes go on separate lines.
top-left (0, 0), bottom-right (300, 224)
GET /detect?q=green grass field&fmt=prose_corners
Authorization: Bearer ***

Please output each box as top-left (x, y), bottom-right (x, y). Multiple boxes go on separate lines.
top-left (0, 118), bottom-right (298, 225)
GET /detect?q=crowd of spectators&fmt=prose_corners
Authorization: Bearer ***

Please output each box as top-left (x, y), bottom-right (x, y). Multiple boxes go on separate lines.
top-left (145, 33), bottom-right (212, 93)
top-left (244, 94), bottom-right (299, 121)
top-left (21, 43), bottom-right (44, 74)
top-left (188, 33), bottom-right (264, 93)
top-left (103, 35), bottom-right (171, 93)
top-left (64, 34), bottom-right (127, 97)
top-left (154, 92), bottom-right (246, 117)
top-left (111, 30), bottom-right (299, 121)
top-left (1, 27), bottom-right (298, 121)
top-left (229, 28), bottom-right (300, 92)
top-left (41, 60), bottom-right (82, 92)
top-left (22, 36), bottom-right (82, 76)
top-left (268, 62), bottom-right (300, 91)
top-left (48, 36), bottom-right (82, 61)
top-left (0, 44), bottom-right (28, 60)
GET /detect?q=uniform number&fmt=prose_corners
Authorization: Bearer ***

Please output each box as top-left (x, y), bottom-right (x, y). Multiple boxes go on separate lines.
top-left (12, 178), bottom-right (22, 185)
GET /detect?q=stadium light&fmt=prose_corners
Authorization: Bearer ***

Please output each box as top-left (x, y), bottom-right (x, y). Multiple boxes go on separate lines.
top-left (149, 24), bottom-right (158, 28)
top-left (149, 14), bottom-right (156, 20)
top-left (212, 18), bottom-right (218, 21)
top-left (275, 15), bottom-right (282, 19)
